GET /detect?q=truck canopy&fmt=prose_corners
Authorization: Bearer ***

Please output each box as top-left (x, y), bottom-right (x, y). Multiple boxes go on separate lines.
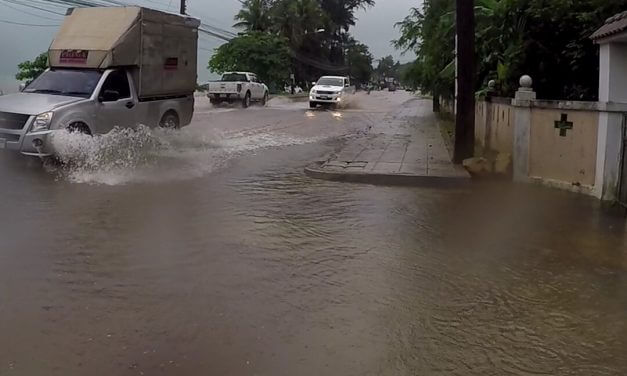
top-left (49, 7), bottom-right (200, 98)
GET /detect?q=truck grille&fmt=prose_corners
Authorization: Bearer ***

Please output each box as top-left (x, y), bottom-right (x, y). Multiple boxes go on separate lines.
top-left (317, 91), bottom-right (335, 95)
top-left (0, 133), bottom-right (20, 142)
top-left (0, 112), bottom-right (29, 130)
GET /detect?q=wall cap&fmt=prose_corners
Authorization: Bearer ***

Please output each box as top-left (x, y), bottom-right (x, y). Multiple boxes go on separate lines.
top-left (481, 98), bottom-right (627, 112)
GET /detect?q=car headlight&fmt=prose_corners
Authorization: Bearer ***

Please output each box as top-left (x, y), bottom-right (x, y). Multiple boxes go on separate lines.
top-left (311, 90), bottom-right (317, 94)
top-left (32, 111), bottom-right (53, 132)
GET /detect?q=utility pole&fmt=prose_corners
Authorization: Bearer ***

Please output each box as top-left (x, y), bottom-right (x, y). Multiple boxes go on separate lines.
top-left (180, 0), bottom-right (186, 15)
top-left (454, 0), bottom-right (475, 163)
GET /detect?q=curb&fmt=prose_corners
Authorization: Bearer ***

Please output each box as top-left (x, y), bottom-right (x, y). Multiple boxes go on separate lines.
top-left (305, 162), bottom-right (472, 188)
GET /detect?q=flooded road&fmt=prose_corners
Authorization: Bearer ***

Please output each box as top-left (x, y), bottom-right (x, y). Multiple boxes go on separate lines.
top-left (0, 92), bottom-right (626, 375)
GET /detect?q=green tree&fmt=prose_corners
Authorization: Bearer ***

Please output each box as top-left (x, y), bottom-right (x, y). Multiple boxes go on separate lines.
top-left (270, 0), bottom-right (326, 48)
top-left (208, 32), bottom-right (291, 92)
top-left (319, 0), bottom-right (375, 32)
top-left (394, 1), bottom-right (455, 103)
top-left (346, 40), bottom-right (373, 86)
top-left (227, 0), bottom-right (376, 88)
top-left (395, 0), bottom-right (626, 101)
top-left (16, 52), bottom-right (48, 82)
top-left (234, 0), bottom-right (272, 32)
top-left (374, 55), bottom-right (399, 79)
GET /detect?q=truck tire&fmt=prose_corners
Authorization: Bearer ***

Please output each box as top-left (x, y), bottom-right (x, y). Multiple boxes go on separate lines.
top-left (309, 102), bottom-right (316, 109)
top-left (242, 91), bottom-right (251, 108)
top-left (159, 111), bottom-right (180, 129)
top-left (67, 122), bottom-right (92, 135)
top-left (261, 92), bottom-right (268, 106)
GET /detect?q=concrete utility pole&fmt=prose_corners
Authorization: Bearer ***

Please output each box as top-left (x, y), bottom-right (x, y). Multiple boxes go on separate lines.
top-left (454, 0), bottom-right (475, 163)
top-left (180, 0), bottom-right (186, 15)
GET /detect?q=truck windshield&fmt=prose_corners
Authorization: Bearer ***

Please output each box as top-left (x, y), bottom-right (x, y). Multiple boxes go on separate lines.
top-left (221, 73), bottom-right (248, 82)
top-left (24, 69), bottom-right (103, 98)
top-left (317, 78), bottom-right (344, 87)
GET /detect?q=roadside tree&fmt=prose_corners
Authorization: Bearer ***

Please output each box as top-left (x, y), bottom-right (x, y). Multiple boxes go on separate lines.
top-left (16, 52), bottom-right (48, 82)
top-left (208, 32), bottom-right (291, 93)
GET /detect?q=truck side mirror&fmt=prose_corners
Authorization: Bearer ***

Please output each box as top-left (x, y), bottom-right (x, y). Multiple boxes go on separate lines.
top-left (99, 89), bottom-right (120, 102)
top-left (18, 83), bottom-right (26, 92)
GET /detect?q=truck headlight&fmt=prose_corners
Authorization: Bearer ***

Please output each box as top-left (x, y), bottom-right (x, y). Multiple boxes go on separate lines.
top-left (311, 90), bottom-right (317, 94)
top-left (32, 111), bottom-right (53, 132)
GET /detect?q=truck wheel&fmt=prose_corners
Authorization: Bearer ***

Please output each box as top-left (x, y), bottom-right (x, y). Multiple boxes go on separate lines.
top-left (242, 92), bottom-right (251, 108)
top-left (261, 92), bottom-right (268, 106)
top-left (309, 102), bottom-right (316, 109)
top-left (159, 111), bottom-right (179, 129)
top-left (67, 122), bottom-right (92, 135)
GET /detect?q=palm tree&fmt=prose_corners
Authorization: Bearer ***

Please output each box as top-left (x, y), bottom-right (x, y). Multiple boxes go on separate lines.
top-left (318, 0), bottom-right (374, 32)
top-left (233, 0), bottom-right (271, 32)
top-left (271, 0), bottom-right (325, 48)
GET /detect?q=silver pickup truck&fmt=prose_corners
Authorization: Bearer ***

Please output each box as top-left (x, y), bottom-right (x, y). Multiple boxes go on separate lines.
top-left (0, 6), bottom-right (199, 157)
top-left (0, 68), bottom-right (194, 157)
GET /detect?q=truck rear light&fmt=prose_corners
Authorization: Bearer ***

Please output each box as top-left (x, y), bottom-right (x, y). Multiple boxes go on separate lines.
top-left (237, 84), bottom-right (242, 93)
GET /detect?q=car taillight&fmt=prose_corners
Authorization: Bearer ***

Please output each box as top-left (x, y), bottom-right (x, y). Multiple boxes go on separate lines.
top-left (237, 84), bottom-right (242, 93)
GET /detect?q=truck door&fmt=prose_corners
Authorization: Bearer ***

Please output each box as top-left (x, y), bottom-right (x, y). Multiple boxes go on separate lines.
top-left (250, 75), bottom-right (263, 99)
top-left (96, 69), bottom-right (136, 134)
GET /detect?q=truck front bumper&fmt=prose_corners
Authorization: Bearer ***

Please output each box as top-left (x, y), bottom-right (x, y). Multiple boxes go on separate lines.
top-left (310, 93), bottom-right (342, 104)
top-left (0, 117), bottom-right (56, 157)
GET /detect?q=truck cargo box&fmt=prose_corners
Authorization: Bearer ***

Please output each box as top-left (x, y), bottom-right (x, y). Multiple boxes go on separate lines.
top-left (49, 7), bottom-right (200, 98)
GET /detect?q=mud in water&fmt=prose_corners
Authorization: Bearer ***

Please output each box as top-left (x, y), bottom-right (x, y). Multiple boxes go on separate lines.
top-left (0, 94), bottom-right (625, 376)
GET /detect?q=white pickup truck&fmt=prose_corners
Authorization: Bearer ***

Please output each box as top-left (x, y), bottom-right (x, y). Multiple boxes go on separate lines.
top-left (309, 76), bottom-right (355, 109)
top-left (207, 72), bottom-right (269, 108)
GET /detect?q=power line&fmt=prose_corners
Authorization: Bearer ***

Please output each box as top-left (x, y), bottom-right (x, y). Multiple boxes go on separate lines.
top-left (0, 0), bottom-right (63, 20)
top-left (30, 0), bottom-right (349, 73)
top-left (0, 18), bottom-right (60, 26)
top-left (198, 27), bottom-right (232, 41)
top-left (3, 0), bottom-right (66, 16)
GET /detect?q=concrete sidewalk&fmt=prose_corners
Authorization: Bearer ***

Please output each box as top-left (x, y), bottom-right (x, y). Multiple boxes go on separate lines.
top-left (305, 98), bottom-right (470, 186)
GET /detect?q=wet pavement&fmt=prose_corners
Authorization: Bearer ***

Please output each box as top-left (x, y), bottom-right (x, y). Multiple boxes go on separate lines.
top-left (0, 91), bottom-right (626, 375)
top-left (305, 98), bottom-right (469, 184)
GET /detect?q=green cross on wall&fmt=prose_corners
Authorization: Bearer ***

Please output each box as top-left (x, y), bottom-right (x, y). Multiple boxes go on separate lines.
top-left (554, 114), bottom-right (573, 137)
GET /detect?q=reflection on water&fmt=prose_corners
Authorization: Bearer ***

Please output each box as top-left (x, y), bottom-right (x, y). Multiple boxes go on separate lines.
top-left (0, 136), bottom-right (625, 375)
top-left (228, 172), bottom-right (627, 376)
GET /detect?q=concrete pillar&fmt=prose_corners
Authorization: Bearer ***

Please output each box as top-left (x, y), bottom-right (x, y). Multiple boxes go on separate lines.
top-left (594, 41), bottom-right (627, 200)
top-left (594, 111), bottom-right (623, 200)
top-left (511, 75), bottom-right (535, 182)
top-left (599, 43), bottom-right (627, 103)
top-left (484, 80), bottom-right (497, 151)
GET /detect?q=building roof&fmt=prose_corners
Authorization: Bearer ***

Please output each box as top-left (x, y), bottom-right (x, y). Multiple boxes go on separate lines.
top-left (591, 10), bottom-right (627, 41)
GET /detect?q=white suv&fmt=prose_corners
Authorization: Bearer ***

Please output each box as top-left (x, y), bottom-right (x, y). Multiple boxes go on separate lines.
top-left (309, 76), bottom-right (353, 108)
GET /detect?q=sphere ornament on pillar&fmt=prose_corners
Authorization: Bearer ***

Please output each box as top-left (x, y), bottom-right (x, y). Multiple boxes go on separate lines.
top-left (487, 80), bottom-right (496, 90)
top-left (519, 75), bottom-right (533, 89)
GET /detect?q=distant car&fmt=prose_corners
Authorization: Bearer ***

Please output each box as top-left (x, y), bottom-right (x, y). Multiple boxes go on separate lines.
top-left (309, 76), bottom-right (355, 108)
top-left (207, 72), bottom-right (269, 108)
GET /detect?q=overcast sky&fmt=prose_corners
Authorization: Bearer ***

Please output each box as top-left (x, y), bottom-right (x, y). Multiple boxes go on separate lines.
top-left (0, 0), bottom-right (419, 93)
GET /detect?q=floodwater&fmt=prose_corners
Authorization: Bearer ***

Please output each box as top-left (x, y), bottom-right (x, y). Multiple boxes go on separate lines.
top-left (0, 92), bottom-right (626, 375)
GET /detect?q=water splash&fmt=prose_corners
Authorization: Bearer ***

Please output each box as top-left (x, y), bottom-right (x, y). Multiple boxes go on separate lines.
top-left (47, 124), bottom-right (320, 185)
